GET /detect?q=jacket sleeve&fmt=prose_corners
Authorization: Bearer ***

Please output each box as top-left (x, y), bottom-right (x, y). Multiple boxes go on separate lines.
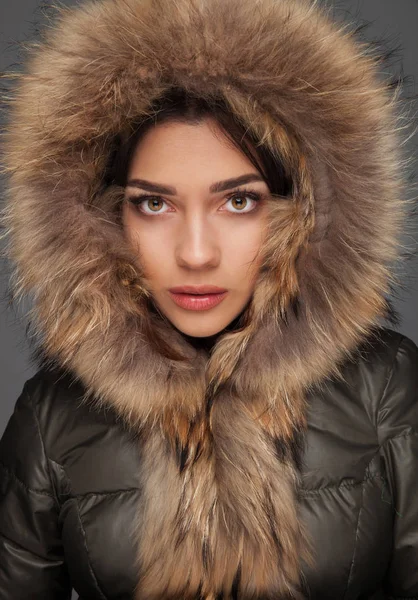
top-left (378, 334), bottom-right (418, 599)
top-left (0, 378), bottom-right (72, 599)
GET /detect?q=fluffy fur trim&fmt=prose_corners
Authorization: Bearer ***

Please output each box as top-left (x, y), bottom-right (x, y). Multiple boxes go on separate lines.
top-left (0, 0), bottom-right (414, 597)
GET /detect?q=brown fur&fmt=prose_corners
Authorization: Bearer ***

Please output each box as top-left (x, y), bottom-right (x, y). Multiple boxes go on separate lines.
top-left (0, 0), bottom-right (415, 597)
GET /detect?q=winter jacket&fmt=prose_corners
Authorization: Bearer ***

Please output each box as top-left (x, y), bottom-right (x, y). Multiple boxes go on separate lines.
top-left (1, 0), bottom-right (417, 598)
top-left (1, 327), bottom-right (418, 600)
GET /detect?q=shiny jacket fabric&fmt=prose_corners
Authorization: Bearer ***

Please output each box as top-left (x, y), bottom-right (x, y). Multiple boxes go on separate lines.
top-left (1, 325), bottom-right (417, 600)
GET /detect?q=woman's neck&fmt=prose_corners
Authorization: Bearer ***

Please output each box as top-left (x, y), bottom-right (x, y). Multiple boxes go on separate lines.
top-left (182, 310), bottom-right (246, 353)
top-left (182, 331), bottom-right (221, 353)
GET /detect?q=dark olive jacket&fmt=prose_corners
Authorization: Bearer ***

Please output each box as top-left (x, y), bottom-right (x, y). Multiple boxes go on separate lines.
top-left (1, 326), bottom-right (417, 600)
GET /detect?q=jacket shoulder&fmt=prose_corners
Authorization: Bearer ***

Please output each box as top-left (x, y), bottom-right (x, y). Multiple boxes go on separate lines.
top-left (19, 364), bottom-right (87, 408)
top-left (3, 365), bottom-right (122, 468)
top-left (350, 326), bottom-right (418, 443)
top-left (308, 327), bottom-right (417, 442)
top-left (371, 328), bottom-right (418, 443)
top-left (0, 368), bottom-right (70, 499)
top-left (0, 373), bottom-right (73, 598)
top-left (19, 364), bottom-right (120, 425)
top-left (353, 326), bottom-right (411, 364)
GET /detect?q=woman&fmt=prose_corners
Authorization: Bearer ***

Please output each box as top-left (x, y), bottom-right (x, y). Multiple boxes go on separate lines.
top-left (0, 0), bottom-right (417, 598)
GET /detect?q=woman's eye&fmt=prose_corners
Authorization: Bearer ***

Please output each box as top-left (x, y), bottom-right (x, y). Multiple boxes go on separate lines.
top-left (126, 190), bottom-right (262, 216)
top-left (128, 196), bottom-right (170, 215)
top-left (225, 192), bottom-right (261, 214)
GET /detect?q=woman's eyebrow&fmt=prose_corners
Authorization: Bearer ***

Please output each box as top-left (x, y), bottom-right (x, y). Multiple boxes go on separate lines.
top-left (125, 173), bottom-right (265, 195)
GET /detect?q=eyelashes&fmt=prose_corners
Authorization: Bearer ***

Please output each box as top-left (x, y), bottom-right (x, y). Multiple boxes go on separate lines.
top-left (125, 187), bottom-right (266, 217)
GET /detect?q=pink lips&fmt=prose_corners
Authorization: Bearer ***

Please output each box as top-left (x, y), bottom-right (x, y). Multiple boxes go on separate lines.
top-left (168, 285), bottom-right (228, 311)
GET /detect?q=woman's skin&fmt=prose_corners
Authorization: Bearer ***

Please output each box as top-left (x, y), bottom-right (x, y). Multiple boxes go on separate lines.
top-left (122, 117), bottom-right (270, 339)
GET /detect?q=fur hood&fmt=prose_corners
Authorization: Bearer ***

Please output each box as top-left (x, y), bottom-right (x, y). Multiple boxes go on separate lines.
top-left (0, 0), bottom-right (415, 597)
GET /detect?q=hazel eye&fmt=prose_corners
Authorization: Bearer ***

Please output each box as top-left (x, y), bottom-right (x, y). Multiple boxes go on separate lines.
top-left (128, 196), bottom-right (170, 215)
top-left (224, 191), bottom-right (262, 214)
top-left (125, 188), bottom-right (264, 216)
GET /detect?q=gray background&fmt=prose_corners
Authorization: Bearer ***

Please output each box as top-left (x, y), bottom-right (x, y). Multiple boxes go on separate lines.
top-left (1, 0), bottom-right (417, 427)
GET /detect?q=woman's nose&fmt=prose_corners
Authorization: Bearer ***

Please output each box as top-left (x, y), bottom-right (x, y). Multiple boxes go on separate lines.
top-left (175, 216), bottom-right (220, 270)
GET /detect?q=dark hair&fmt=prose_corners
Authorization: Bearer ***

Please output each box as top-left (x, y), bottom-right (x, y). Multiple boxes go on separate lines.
top-left (103, 86), bottom-right (293, 198)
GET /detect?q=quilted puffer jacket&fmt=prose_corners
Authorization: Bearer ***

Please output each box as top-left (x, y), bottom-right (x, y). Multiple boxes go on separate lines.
top-left (1, 327), bottom-right (418, 600)
top-left (1, 0), bottom-right (418, 598)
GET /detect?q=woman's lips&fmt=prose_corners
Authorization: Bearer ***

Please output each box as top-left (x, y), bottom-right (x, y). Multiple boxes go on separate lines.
top-left (168, 291), bottom-right (228, 311)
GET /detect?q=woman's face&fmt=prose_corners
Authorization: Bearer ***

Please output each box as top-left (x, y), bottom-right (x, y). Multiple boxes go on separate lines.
top-left (122, 117), bottom-right (270, 338)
